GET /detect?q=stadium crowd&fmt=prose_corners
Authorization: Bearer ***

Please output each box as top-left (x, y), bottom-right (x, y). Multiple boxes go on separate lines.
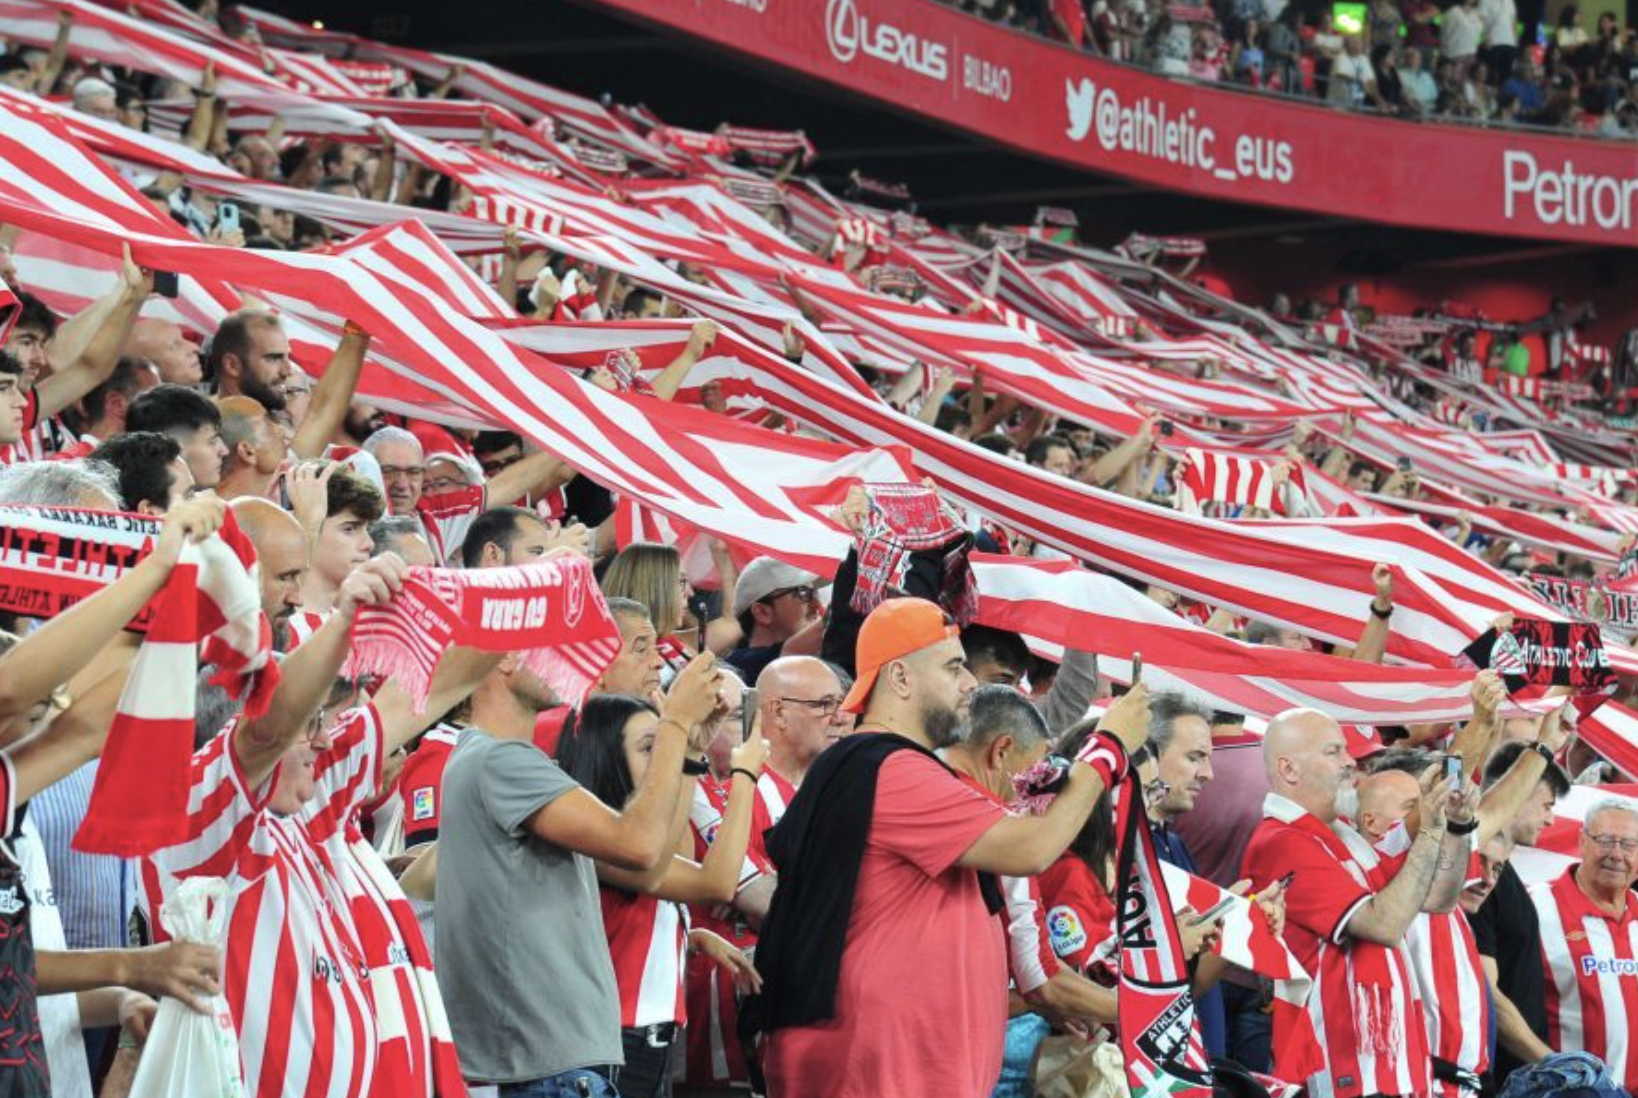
top-left (950, 0), bottom-right (1638, 135)
top-left (0, 3), bottom-right (1635, 1098)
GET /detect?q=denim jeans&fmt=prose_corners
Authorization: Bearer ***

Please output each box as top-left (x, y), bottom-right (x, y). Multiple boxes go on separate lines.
top-left (1221, 982), bottom-right (1272, 1074)
top-left (498, 1068), bottom-right (620, 1098)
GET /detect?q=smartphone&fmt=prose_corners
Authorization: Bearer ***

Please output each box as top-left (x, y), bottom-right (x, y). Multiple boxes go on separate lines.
top-left (1271, 871), bottom-right (1296, 893)
top-left (151, 270), bottom-right (179, 298)
top-left (740, 688), bottom-right (759, 743)
top-left (1445, 754), bottom-right (1463, 787)
top-left (217, 202), bottom-right (240, 234)
top-left (1159, 420), bottom-right (1175, 437)
top-left (1187, 895), bottom-right (1235, 926)
top-left (1132, 652), bottom-right (1143, 684)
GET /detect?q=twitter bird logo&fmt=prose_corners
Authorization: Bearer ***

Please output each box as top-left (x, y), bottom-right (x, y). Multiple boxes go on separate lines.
top-left (1065, 78), bottom-right (1095, 140)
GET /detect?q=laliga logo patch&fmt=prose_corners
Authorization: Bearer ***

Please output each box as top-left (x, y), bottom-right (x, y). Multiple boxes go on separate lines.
top-left (412, 786), bottom-right (436, 822)
top-left (1047, 905), bottom-right (1087, 954)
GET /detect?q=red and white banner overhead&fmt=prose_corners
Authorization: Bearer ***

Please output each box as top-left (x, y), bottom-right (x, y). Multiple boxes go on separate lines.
top-left (588, 0), bottom-right (1638, 247)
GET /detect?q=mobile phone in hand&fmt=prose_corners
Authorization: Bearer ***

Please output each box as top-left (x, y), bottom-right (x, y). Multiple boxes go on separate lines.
top-left (740, 688), bottom-right (759, 743)
top-left (218, 202), bottom-right (240, 234)
top-left (1132, 653), bottom-right (1143, 684)
top-left (1187, 895), bottom-right (1235, 926)
top-left (151, 270), bottom-right (179, 298)
top-left (1445, 754), bottom-right (1463, 787)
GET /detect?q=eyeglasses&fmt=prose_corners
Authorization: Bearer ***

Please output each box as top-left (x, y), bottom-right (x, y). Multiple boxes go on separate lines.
top-left (1587, 834), bottom-right (1638, 855)
top-left (761, 585), bottom-right (817, 605)
top-left (778, 695), bottom-right (844, 718)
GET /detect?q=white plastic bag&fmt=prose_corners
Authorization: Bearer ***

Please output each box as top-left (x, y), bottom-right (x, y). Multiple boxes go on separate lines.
top-left (129, 878), bottom-right (244, 1098)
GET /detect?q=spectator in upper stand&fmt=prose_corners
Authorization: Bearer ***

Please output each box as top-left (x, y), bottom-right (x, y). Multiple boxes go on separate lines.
top-left (1554, 5), bottom-right (1590, 52)
top-left (1480, 0), bottom-right (1521, 81)
top-left (1401, 48), bottom-right (1440, 114)
top-left (126, 318), bottom-right (203, 387)
top-left (1372, 44), bottom-right (1407, 111)
top-left (125, 383), bottom-right (228, 491)
top-left (1368, 0), bottom-right (1405, 52)
top-left (1501, 56), bottom-right (1548, 117)
top-left (726, 557), bottom-right (826, 684)
top-left (1329, 36), bottom-right (1385, 107)
top-left (1403, 0), bottom-right (1440, 66)
top-left (1441, 0), bottom-right (1485, 78)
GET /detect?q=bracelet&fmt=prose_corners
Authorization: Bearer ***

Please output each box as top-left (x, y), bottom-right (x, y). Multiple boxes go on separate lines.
top-left (117, 1031), bottom-right (139, 1051)
top-left (730, 767), bottom-right (759, 784)
top-left (1530, 743), bottom-right (1557, 766)
top-left (1446, 817), bottom-right (1479, 836)
top-left (1370, 600), bottom-right (1393, 619)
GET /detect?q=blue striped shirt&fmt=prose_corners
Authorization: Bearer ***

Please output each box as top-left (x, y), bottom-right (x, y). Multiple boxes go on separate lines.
top-left (28, 761), bottom-right (135, 950)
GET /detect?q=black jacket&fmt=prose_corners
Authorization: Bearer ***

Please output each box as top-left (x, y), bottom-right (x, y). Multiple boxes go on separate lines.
top-left (745, 732), bottom-right (1001, 1034)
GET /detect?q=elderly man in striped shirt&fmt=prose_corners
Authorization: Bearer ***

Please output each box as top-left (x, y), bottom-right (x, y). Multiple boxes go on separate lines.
top-left (1530, 799), bottom-right (1638, 1092)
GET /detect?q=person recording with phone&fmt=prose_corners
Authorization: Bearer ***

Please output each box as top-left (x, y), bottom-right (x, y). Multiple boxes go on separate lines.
top-left (1131, 689), bottom-right (1289, 1060)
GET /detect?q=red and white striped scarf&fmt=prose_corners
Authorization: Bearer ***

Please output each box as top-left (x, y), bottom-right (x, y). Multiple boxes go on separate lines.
top-left (342, 557), bottom-right (621, 712)
top-left (24, 508), bottom-right (279, 857)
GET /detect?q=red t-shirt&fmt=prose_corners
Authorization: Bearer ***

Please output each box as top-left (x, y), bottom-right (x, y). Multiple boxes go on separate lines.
top-left (763, 750), bottom-right (1008, 1098)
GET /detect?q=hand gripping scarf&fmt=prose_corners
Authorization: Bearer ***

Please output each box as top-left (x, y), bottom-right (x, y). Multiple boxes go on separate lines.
top-left (342, 556), bottom-right (621, 711)
top-left (0, 506), bottom-right (284, 856)
top-left (850, 483), bottom-right (979, 626)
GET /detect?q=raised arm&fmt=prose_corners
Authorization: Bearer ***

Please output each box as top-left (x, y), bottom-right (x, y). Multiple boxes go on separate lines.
top-left (1345, 765), bottom-right (1462, 941)
top-left (0, 498), bottom-right (222, 721)
top-left (651, 321), bottom-right (718, 402)
top-left (530, 653), bottom-right (721, 871)
top-left (36, 246), bottom-right (150, 420)
top-left (602, 730), bottom-right (770, 900)
top-left (959, 684), bottom-right (1149, 876)
top-left (234, 555), bottom-right (406, 788)
top-left (290, 324), bottom-right (368, 459)
top-left (486, 449), bottom-right (575, 510)
top-left (1350, 563), bottom-right (1394, 665)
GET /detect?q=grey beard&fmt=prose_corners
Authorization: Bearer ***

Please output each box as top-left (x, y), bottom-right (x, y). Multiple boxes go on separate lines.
top-left (1333, 785), bottom-right (1360, 821)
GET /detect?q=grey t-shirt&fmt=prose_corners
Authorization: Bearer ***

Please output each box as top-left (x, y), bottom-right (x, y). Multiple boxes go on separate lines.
top-left (435, 730), bottom-right (622, 1083)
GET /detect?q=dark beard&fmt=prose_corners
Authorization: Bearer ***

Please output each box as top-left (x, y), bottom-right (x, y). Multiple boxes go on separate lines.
top-left (242, 372), bottom-right (288, 413)
top-left (344, 406), bottom-right (386, 441)
top-left (921, 700), bottom-right (963, 748)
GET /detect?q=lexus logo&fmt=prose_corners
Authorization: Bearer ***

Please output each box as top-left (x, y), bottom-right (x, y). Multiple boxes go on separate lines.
top-left (822, 0), bottom-right (950, 80)
top-left (825, 0), bottom-right (859, 63)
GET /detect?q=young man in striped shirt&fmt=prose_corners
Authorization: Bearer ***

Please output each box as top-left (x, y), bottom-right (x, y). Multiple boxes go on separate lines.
top-left (1530, 799), bottom-right (1638, 1092)
top-left (142, 553), bottom-right (496, 1098)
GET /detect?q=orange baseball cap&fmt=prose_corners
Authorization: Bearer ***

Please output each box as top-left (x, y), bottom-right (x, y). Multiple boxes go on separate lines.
top-left (841, 597), bottom-right (959, 713)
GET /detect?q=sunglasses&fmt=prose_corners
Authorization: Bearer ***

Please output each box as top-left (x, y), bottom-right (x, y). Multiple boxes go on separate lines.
top-left (760, 585), bottom-right (817, 605)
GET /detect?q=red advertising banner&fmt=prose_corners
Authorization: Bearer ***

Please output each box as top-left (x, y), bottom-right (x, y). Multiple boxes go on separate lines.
top-left (592, 0), bottom-right (1638, 247)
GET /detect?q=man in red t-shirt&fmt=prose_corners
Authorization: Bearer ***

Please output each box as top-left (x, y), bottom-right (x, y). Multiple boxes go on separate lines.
top-left (757, 598), bottom-right (1150, 1098)
top-left (1241, 708), bottom-right (1472, 1098)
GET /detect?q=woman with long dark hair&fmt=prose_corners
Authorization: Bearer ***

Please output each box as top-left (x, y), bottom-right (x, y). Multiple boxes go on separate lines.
top-left (557, 693), bottom-right (768, 1098)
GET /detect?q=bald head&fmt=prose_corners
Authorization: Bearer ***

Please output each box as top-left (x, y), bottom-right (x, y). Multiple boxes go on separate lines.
top-left (756, 656), bottom-right (848, 777)
top-left (1263, 707), bottom-right (1356, 823)
top-left (218, 396), bottom-right (284, 480)
top-left (1356, 768), bottom-right (1422, 842)
top-left (232, 498), bottom-right (309, 632)
top-left (128, 318), bottom-right (202, 386)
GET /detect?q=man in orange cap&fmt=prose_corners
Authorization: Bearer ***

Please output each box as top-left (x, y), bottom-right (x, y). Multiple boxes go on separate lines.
top-left (752, 597), bottom-right (1151, 1098)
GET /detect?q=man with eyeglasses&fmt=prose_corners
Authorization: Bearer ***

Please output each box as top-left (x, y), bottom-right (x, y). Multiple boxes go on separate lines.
top-left (361, 424), bottom-right (573, 564)
top-left (726, 557), bottom-right (826, 684)
top-left (1528, 798), bottom-right (1638, 1092)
